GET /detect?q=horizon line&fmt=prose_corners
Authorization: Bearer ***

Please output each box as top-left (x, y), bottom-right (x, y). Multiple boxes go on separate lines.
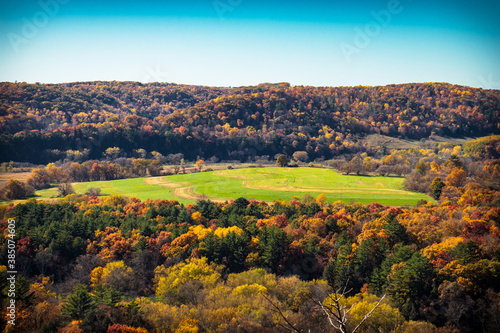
top-left (2, 80), bottom-right (498, 91)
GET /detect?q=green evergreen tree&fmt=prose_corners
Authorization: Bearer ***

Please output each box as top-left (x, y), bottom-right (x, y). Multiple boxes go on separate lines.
top-left (430, 177), bottom-right (445, 200)
top-left (370, 244), bottom-right (415, 295)
top-left (386, 253), bottom-right (433, 319)
top-left (384, 216), bottom-right (408, 247)
top-left (93, 285), bottom-right (122, 307)
top-left (259, 225), bottom-right (290, 273)
top-left (62, 284), bottom-right (97, 320)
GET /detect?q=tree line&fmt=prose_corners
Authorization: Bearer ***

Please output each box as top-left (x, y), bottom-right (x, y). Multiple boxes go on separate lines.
top-left (0, 158), bottom-right (163, 201)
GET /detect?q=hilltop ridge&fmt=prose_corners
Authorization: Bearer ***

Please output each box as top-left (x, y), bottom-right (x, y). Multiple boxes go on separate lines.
top-left (1, 81), bottom-right (499, 163)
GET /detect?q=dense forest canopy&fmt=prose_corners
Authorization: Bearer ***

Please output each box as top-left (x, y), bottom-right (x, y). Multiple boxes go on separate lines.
top-left (1, 176), bottom-right (499, 332)
top-left (1, 81), bottom-right (499, 163)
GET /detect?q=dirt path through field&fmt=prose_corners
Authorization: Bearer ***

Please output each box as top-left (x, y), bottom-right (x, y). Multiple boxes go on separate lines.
top-left (143, 177), bottom-right (227, 202)
top-left (143, 177), bottom-right (191, 188)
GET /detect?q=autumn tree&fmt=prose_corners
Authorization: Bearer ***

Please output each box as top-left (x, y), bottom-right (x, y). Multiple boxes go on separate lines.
top-left (446, 168), bottom-right (467, 188)
top-left (90, 261), bottom-right (135, 292)
top-left (316, 193), bottom-right (327, 206)
top-left (196, 159), bottom-right (205, 172)
top-left (173, 165), bottom-right (180, 175)
top-left (1, 179), bottom-right (34, 200)
top-left (46, 163), bottom-right (68, 183)
top-left (276, 154), bottom-right (288, 167)
top-left (414, 160), bottom-right (429, 176)
top-left (312, 292), bottom-right (397, 333)
top-left (155, 257), bottom-right (222, 304)
top-left (104, 147), bottom-right (122, 159)
top-left (151, 151), bottom-right (164, 162)
top-left (135, 148), bottom-right (147, 158)
top-left (362, 157), bottom-right (374, 173)
top-left (147, 160), bottom-right (163, 176)
top-left (349, 156), bottom-right (363, 175)
top-left (293, 151), bottom-right (309, 163)
top-left (58, 182), bottom-right (75, 197)
top-left (27, 168), bottom-right (51, 189)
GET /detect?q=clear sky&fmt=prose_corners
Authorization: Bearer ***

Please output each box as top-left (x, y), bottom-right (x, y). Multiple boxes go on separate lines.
top-left (0, 0), bottom-right (499, 88)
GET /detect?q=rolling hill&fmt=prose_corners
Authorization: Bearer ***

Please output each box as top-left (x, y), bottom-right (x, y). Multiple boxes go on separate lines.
top-left (1, 81), bottom-right (499, 163)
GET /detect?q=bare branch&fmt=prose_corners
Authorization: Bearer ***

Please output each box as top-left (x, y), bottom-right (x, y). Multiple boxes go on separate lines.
top-left (351, 294), bottom-right (386, 333)
top-left (262, 294), bottom-right (304, 333)
top-left (310, 295), bottom-right (348, 333)
top-left (310, 277), bottom-right (388, 333)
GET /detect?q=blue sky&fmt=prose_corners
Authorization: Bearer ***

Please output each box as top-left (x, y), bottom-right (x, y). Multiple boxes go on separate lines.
top-left (0, 0), bottom-right (499, 88)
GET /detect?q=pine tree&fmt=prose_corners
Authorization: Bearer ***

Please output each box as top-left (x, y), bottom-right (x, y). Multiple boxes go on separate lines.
top-left (93, 285), bottom-right (122, 307)
top-left (430, 177), bottom-right (445, 200)
top-left (259, 225), bottom-right (290, 273)
top-left (62, 284), bottom-right (97, 320)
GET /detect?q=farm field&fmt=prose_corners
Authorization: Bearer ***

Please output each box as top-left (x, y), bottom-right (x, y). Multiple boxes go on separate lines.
top-left (35, 177), bottom-right (183, 203)
top-left (34, 167), bottom-right (432, 205)
top-left (0, 172), bottom-right (32, 188)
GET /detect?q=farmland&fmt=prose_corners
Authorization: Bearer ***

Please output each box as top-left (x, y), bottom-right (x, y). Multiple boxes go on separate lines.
top-left (33, 167), bottom-right (431, 205)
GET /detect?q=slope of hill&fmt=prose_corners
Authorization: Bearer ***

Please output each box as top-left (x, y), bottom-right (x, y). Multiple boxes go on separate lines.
top-left (1, 81), bottom-right (499, 163)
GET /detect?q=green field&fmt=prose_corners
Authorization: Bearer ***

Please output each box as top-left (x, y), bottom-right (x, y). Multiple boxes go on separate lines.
top-left (35, 177), bottom-right (181, 203)
top-left (34, 167), bottom-right (431, 206)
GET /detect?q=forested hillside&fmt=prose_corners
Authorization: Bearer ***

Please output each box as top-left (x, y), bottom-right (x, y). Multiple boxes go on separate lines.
top-left (1, 82), bottom-right (499, 163)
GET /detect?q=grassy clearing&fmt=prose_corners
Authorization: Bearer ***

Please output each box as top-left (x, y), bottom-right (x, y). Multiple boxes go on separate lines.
top-left (162, 167), bottom-right (431, 205)
top-left (35, 178), bottom-right (188, 203)
top-left (28, 167), bottom-right (431, 206)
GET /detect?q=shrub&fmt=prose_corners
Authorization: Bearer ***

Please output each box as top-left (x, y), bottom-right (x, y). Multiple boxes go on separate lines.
top-left (58, 182), bottom-right (75, 197)
top-left (0, 179), bottom-right (35, 200)
top-left (85, 187), bottom-right (102, 196)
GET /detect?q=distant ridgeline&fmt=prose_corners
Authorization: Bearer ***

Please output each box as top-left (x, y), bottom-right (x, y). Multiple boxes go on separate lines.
top-left (0, 81), bottom-right (499, 163)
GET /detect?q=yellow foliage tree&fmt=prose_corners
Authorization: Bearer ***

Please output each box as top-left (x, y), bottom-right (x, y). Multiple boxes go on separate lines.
top-left (214, 226), bottom-right (244, 238)
top-left (90, 261), bottom-right (134, 291)
top-left (302, 218), bottom-right (327, 236)
top-left (191, 211), bottom-right (202, 221)
top-left (446, 168), bottom-right (467, 188)
top-left (422, 237), bottom-right (464, 261)
top-left (175, 318), bottom-right (200, 333)
top-left (30, 277), bottom-right (56, 300)
top-left (189, 225), bottom-right (213, 241)
top-left (135, 298), bottom-right (191, 333)
top-left (232, 283), bottom-right (268, 297)
top-left (317, 292), bottom-right (404, 333)
top-left (90, 266), bottom-right (104, 288)
top-left (155, 257), bottom-right (222, 299)
top-left (172, 231), bottom-right (198, 247)
top-left (340, 292), bottom-right (405, 332)
top-left (316, 193), bottom-right (327, 206)
top-left (59, 320), bottom-right (84, 333)
top-left (195, 160), bottom-right (204, 172)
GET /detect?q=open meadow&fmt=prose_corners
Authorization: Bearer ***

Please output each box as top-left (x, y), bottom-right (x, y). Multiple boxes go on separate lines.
top-left (33, 167), bottom-right (432, 205)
